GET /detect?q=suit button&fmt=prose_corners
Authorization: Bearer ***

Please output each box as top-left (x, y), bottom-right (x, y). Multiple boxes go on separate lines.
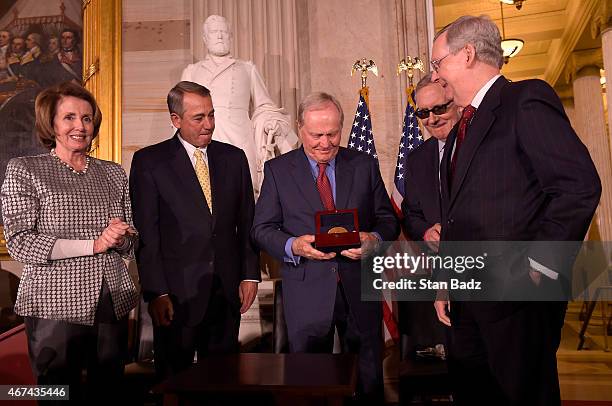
top-left (212, 233), bottom-right (217, 238)
top-left (448, 218), bottom-right (454, 225)
top-left (331, 266), bottom-right (337, 272)
top-left (209, 261), bottom-right (214, 267)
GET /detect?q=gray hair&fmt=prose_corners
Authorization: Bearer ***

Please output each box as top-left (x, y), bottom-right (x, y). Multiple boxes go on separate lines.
top-left (297, 92), bottom-right (344, 128)
top-left (415, 73), bottom-right (435, 94)
top-left (167, 81), bottom-right (211, 117)
top-left (435, 15), bottom-right (503, 69)
top-left (203, 15), bottom-right (231, 36)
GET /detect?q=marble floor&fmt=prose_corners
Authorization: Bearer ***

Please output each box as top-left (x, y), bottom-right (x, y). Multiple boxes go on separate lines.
top-left (558, 302), bottom-right (612, 403)
top-left (386, 301), bottom-right (612, 405)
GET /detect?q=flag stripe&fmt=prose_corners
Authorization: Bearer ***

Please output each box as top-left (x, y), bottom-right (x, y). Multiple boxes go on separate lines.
top-left (347, 87), bottom-right (399, 344)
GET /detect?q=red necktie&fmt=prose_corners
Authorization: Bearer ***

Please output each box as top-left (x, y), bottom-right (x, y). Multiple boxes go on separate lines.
top-left (316, 163), bottom-right (336, 211)
top-left (450, 105), bottom-right (476, 179)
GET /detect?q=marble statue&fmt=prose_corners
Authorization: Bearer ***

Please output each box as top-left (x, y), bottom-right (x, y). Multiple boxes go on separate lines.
top-left (181, 15), bottom-right (298, 197)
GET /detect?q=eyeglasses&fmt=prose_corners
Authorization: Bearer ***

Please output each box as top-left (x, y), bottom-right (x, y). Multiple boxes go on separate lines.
top-left (415, 100), bottom-right (453, 119)
top-left (430, 52), bottom-right (451, 73)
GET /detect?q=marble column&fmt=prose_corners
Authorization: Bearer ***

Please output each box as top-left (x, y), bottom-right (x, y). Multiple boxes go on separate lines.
top-left (572, 64), bottom-right (612, 242)
top-left (556, 85), bottom-right (577, 127)
top-left (560, 98), bottom-right (576, 128)
top-left (592, 0), bottom-right (612, 154)
top-left (589, 0), bottom-right (612, 246)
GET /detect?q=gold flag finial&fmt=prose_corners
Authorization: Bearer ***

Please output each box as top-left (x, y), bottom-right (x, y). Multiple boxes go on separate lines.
top-left (397, 56), bottom-right (425, 87)
top-left (351, 58), bottom-right (378, 89)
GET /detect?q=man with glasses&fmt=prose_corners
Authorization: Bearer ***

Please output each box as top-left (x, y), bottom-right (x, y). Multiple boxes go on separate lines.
top-left (400, 74), bottom-right (460, 362)
top-left (430, 15), bottom-right (600, 405)
top-left (402, 73), bottom-right (460, 248)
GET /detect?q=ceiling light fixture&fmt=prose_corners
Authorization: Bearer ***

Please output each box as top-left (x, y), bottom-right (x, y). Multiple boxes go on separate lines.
top-left (499, 1), bottom-right (524, 63)
top-left (500, 0), bottom-right (525, 10)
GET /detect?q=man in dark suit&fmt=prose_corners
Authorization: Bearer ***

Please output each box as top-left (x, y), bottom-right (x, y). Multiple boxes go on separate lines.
top-left (429, 16), bottom-right (601, 405)
top-left (130, 81), bottom-right (259, 379)
top-left (400, 74), bottom-right (460, 346)
top-left (402, 73), bottom-right (460, 248)
top-left (252, 92), bottom-right (399, 403)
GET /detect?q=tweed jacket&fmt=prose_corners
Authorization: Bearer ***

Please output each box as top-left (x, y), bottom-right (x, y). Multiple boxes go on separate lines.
top-left (1, 154), bottom-right (138, 325)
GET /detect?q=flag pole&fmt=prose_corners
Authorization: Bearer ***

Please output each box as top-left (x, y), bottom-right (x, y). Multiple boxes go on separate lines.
top-left (398, 56), bottom-right (426, 134)
top-left (397, 55), bottom-right (425, 88)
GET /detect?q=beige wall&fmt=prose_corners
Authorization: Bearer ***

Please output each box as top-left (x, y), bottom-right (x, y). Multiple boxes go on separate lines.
top-left (300, 0), bottom-right (405, 189)
top-left (122, 0), bottom-right (431, 192)
top-left (122, 0), bottom-right (193, 173)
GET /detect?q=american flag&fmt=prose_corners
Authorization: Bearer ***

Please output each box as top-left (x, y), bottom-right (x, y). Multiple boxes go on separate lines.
top-left (381, 87), bottom-right (425, 346)
top-left (347, 88), bottom-right (378, 160)
top-left (391, 87), bottom-right (424, 217)
top-left (347, 87), bottom-right (399, 344)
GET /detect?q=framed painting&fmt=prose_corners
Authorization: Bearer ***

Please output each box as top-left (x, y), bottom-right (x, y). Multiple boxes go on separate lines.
top-left (0, 0), bottom-right (121, 260)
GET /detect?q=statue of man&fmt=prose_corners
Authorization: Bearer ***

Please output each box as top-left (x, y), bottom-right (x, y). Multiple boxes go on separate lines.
top-left (181, 15), bottom-right (298, 196)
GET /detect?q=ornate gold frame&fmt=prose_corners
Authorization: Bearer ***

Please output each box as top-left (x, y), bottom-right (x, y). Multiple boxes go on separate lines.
top-left (0, 0), bottom-right (122, 260)
top-left (83, 0), bottom-right (122, 162)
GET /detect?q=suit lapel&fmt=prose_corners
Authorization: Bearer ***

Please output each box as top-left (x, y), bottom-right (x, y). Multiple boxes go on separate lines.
top-left (432, 142), bottom-right (442, 217)
top-left (168, 134), bottom-right (212, 218)
top-left (335, 148), bottom-right (354, 210)
top-left (449, 76), bottom-right (507, 208)
top-left (290, 148), bottom-right (324, 212)
top-left (207, 141), bottom-right (225, 229)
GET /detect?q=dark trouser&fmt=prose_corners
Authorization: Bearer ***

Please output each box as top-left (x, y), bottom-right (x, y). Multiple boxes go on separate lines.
top-left (448, 301), bottom-right (567, 406)
top-left (294, 283), bottom-right (383, 405)
top-left (153, 275), bottom-right (241, 380)
top-left (24, 279), bottom-right (128, 405)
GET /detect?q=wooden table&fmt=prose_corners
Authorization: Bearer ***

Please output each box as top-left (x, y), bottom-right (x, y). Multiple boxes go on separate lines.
top-left (153, 353), bottom-right (357, 406)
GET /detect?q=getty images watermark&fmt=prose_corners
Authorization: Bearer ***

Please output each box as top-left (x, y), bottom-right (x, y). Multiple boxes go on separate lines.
top-left (360, 241), bottom-right (609, 302)
top-left (371, 251), bottom-right (487, 291)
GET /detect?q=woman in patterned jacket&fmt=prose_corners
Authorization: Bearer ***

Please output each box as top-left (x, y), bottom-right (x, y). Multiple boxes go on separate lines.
top-left (1, 81), bottom-right (138, 403)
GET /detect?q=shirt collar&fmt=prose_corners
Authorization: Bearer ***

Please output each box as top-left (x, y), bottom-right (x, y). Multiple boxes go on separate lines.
top-left (438, 139), bottom-right (446, 153)
top-left (305, 153), bottom-right (336, 173)
top-left (177, 132), bottom-right (208, 156)
top-left (470, 74), bottom-right (501, 108)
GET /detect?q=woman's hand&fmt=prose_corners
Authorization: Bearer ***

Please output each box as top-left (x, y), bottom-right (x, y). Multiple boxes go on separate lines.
top-left (93, 218), bottom-right (134, 254)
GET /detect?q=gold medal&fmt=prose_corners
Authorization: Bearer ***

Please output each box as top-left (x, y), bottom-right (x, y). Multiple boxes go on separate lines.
top-left (328, 226), bottom-right (348, 234)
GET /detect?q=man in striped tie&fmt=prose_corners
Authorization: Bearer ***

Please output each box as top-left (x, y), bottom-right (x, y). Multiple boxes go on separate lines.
top-left (252, 92), bottom-right (399, 404)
